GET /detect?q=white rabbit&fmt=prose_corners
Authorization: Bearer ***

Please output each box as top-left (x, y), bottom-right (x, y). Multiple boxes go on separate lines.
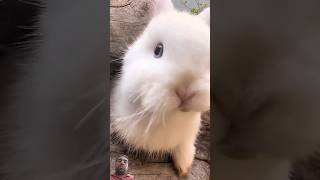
top-left (110, 0), bottom-right (210, 177)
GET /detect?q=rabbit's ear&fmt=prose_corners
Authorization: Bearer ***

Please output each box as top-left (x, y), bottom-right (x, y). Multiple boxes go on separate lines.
top-left (152, 0), bottom-right (175, 16)
top-left (198, 8), bottom-right (210, 27)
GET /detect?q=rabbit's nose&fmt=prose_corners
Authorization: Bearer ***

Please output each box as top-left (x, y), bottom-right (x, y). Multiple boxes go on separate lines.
top-left (176, 88), bottom-right (195, 103)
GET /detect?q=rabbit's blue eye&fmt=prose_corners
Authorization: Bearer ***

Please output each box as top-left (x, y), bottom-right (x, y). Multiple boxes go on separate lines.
top-left (154, 43), bottom-right (163, 58)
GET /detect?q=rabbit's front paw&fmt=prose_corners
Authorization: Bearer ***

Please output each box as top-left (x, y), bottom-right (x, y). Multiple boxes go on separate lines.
top-left (173, 143), bottom-right (195, 177)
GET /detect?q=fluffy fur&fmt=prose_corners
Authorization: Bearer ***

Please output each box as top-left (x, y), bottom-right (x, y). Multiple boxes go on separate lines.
top-left (111, 0), bottom-right (210, 176)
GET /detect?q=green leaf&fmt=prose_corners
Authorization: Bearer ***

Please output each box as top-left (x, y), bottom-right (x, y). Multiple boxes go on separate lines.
top-left (202, 3), bottom-right (209, 8)
top-left (191, 8), bottom-right (199, 15)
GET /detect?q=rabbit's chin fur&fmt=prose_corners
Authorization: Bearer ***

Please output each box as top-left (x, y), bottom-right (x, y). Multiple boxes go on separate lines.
top-left (110, 1), bottom-right (210, 176)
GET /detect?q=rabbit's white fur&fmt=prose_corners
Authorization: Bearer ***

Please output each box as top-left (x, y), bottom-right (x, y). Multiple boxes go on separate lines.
top-left (111, 0), bottom-right (210, 176)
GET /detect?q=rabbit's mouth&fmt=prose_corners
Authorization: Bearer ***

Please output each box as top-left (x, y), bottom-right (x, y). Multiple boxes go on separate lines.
top-left (178, 106), bottom-right (190, 112)
top-left (176, 88), bottom-right (195, 111)
top-left (175, 91), bottom-right (210, 113)
top-left (177, 100), bottom-right (200, 112)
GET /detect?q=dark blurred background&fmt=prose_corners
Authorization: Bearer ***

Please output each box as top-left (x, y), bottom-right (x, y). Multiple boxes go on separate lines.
top-left (213, 0), bottom-right (320, 179)
top-left (0, 1), bottom-right (108, 180)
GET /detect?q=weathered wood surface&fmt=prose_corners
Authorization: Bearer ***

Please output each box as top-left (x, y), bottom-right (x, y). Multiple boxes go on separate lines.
top-left (110, 0), bottom-right (155, 59)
